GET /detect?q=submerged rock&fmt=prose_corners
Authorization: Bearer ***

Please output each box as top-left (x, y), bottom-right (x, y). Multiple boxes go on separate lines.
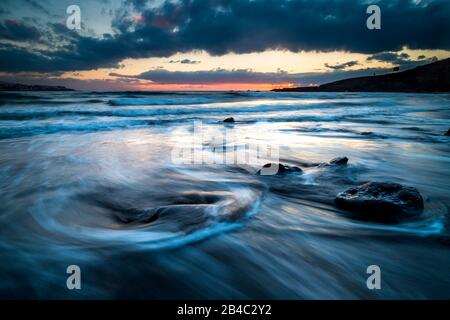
top-left (329, 156), bottom-right (348, 165)
top-left (335, 182), bottom-right (424, 221)
top-left (223, 117), bottom-right (235, 123)
top-left (445, 128), bottom-right (450, 136)
top-left (318, 156), bottom-right (349, 167)
top-left (257, 163), bottom-right (302, 175)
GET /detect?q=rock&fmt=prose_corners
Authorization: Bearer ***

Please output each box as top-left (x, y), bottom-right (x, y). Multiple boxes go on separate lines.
top-left (329, 156), bottom-right (348, 165)
top-left (318, 156), bottom-right (348, 167)
top-left (223, 117), bottom-right (235, 123)
top-left (335, 182), bottom-right (424, 221)
top-left (445, 128), bottom-right (450, 136)
top-left (257, 163), bottom-right (302, 175)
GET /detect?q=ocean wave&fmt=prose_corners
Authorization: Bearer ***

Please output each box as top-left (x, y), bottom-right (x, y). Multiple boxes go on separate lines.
top-left (108, 97), bottom-right (216, 106)
top-left (0, 119), bottom-right (150, 138)
top-left (0, 101), bottom-right (364, 121)
top-left (0, 91), bottom-right (450, 300)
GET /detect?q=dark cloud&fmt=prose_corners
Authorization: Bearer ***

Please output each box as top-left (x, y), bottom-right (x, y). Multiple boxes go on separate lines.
top-left (324, 61), bottom-right (359, 70)
top-left (0, 19), bottom-right (41, 41)
top-left (367, 51), bottom-right (438, 68)
top-left (169, 59), bottom-right (201, 64)
top-left (1, 0), bottom-right (450, 72)
top-left (114, 0), bottom-right (450, 55)
top-left (0, 8), bottom-right (11, 15)
top-left (367, 52), bottom-right (410, 65)
top-left (111, 67), bottom-right (392, 85)
top-left (125, 0), bottom-right (149, 11)
top-left (24, 0), bottom-right (50, 16)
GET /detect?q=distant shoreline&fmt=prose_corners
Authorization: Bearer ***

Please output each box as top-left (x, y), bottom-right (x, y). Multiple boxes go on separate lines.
top-left (273, 58), bottom-right (450, 93)
top-left (0, 82), bottom-right (75, 92)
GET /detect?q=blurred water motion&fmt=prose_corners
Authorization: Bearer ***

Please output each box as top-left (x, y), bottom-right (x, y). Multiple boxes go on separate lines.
top-left (0, 91), bottom-right (449, 298)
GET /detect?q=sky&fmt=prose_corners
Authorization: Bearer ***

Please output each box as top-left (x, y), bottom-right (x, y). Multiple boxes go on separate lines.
top-left (0, 0), bottom-right (449, 91)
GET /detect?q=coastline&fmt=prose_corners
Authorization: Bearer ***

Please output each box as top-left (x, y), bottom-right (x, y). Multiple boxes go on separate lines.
top-left (273, 58), bottom-right (450, 93)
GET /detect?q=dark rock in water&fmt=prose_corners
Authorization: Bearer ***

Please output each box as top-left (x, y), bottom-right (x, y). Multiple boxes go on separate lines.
top-left (335, 182), bottom-right (424, 221)
top-left (445, 128), bottom-right (450, 136)
top-left (329, 156), bottom-right (348, 165)
top-left (318, 156), bottom-right (348, 168)
top-left (223, 117), bottom-right (235, 123)
top-left (361, 131), bottom-right (373, 135)
top-left (257, 163), bottom-right (302, 175)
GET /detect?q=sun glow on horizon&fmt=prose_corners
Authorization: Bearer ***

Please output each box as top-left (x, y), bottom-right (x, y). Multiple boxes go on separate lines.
top-left (134, 82), bottom-right (292, 91)
top-left (48, 48), bottom-right (450, 90)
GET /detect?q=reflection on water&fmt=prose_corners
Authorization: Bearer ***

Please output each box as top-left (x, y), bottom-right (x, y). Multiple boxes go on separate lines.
top-left (0, 91), bottom-right (449, 298)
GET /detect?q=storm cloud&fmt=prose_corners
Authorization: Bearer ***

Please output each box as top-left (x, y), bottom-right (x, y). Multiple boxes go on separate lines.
top-left (1, 0), bottom-right (450, 72)
top-left (0, 19), bottom-right (41, 41)
top-left (111, 67), bottom-right (392, 85)
top-left (324, 61), bottom-right (359, 70)
top-left (169, 59), bottom-right (201, 64)
top-left (367, 51), bottom-right (438, 68)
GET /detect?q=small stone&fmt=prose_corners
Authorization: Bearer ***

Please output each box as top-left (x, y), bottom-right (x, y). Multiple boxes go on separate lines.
top-left (257, 163), bottom-right (302, 175)
top-left (223, 117), bottom-right (235, 123)
top-left (329, 156), bottom-right (348, 165)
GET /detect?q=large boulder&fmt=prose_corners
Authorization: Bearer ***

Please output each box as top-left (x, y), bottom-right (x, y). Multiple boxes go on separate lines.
top-left (257, 163), bottom-right (302, 176)
top-left (335, 182), bottom-right (424, 221)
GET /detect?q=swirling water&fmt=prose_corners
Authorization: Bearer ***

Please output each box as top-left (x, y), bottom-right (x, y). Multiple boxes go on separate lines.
top-left (0, 91), bottom-right (449, 299)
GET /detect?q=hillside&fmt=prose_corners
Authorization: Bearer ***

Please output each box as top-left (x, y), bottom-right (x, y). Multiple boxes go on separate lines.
top-left (274, 58), bottom-right (450, 93)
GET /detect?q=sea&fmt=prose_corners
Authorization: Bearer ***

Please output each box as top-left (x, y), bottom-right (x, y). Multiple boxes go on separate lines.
top-left (0, 90), bottom-right (449, 298)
